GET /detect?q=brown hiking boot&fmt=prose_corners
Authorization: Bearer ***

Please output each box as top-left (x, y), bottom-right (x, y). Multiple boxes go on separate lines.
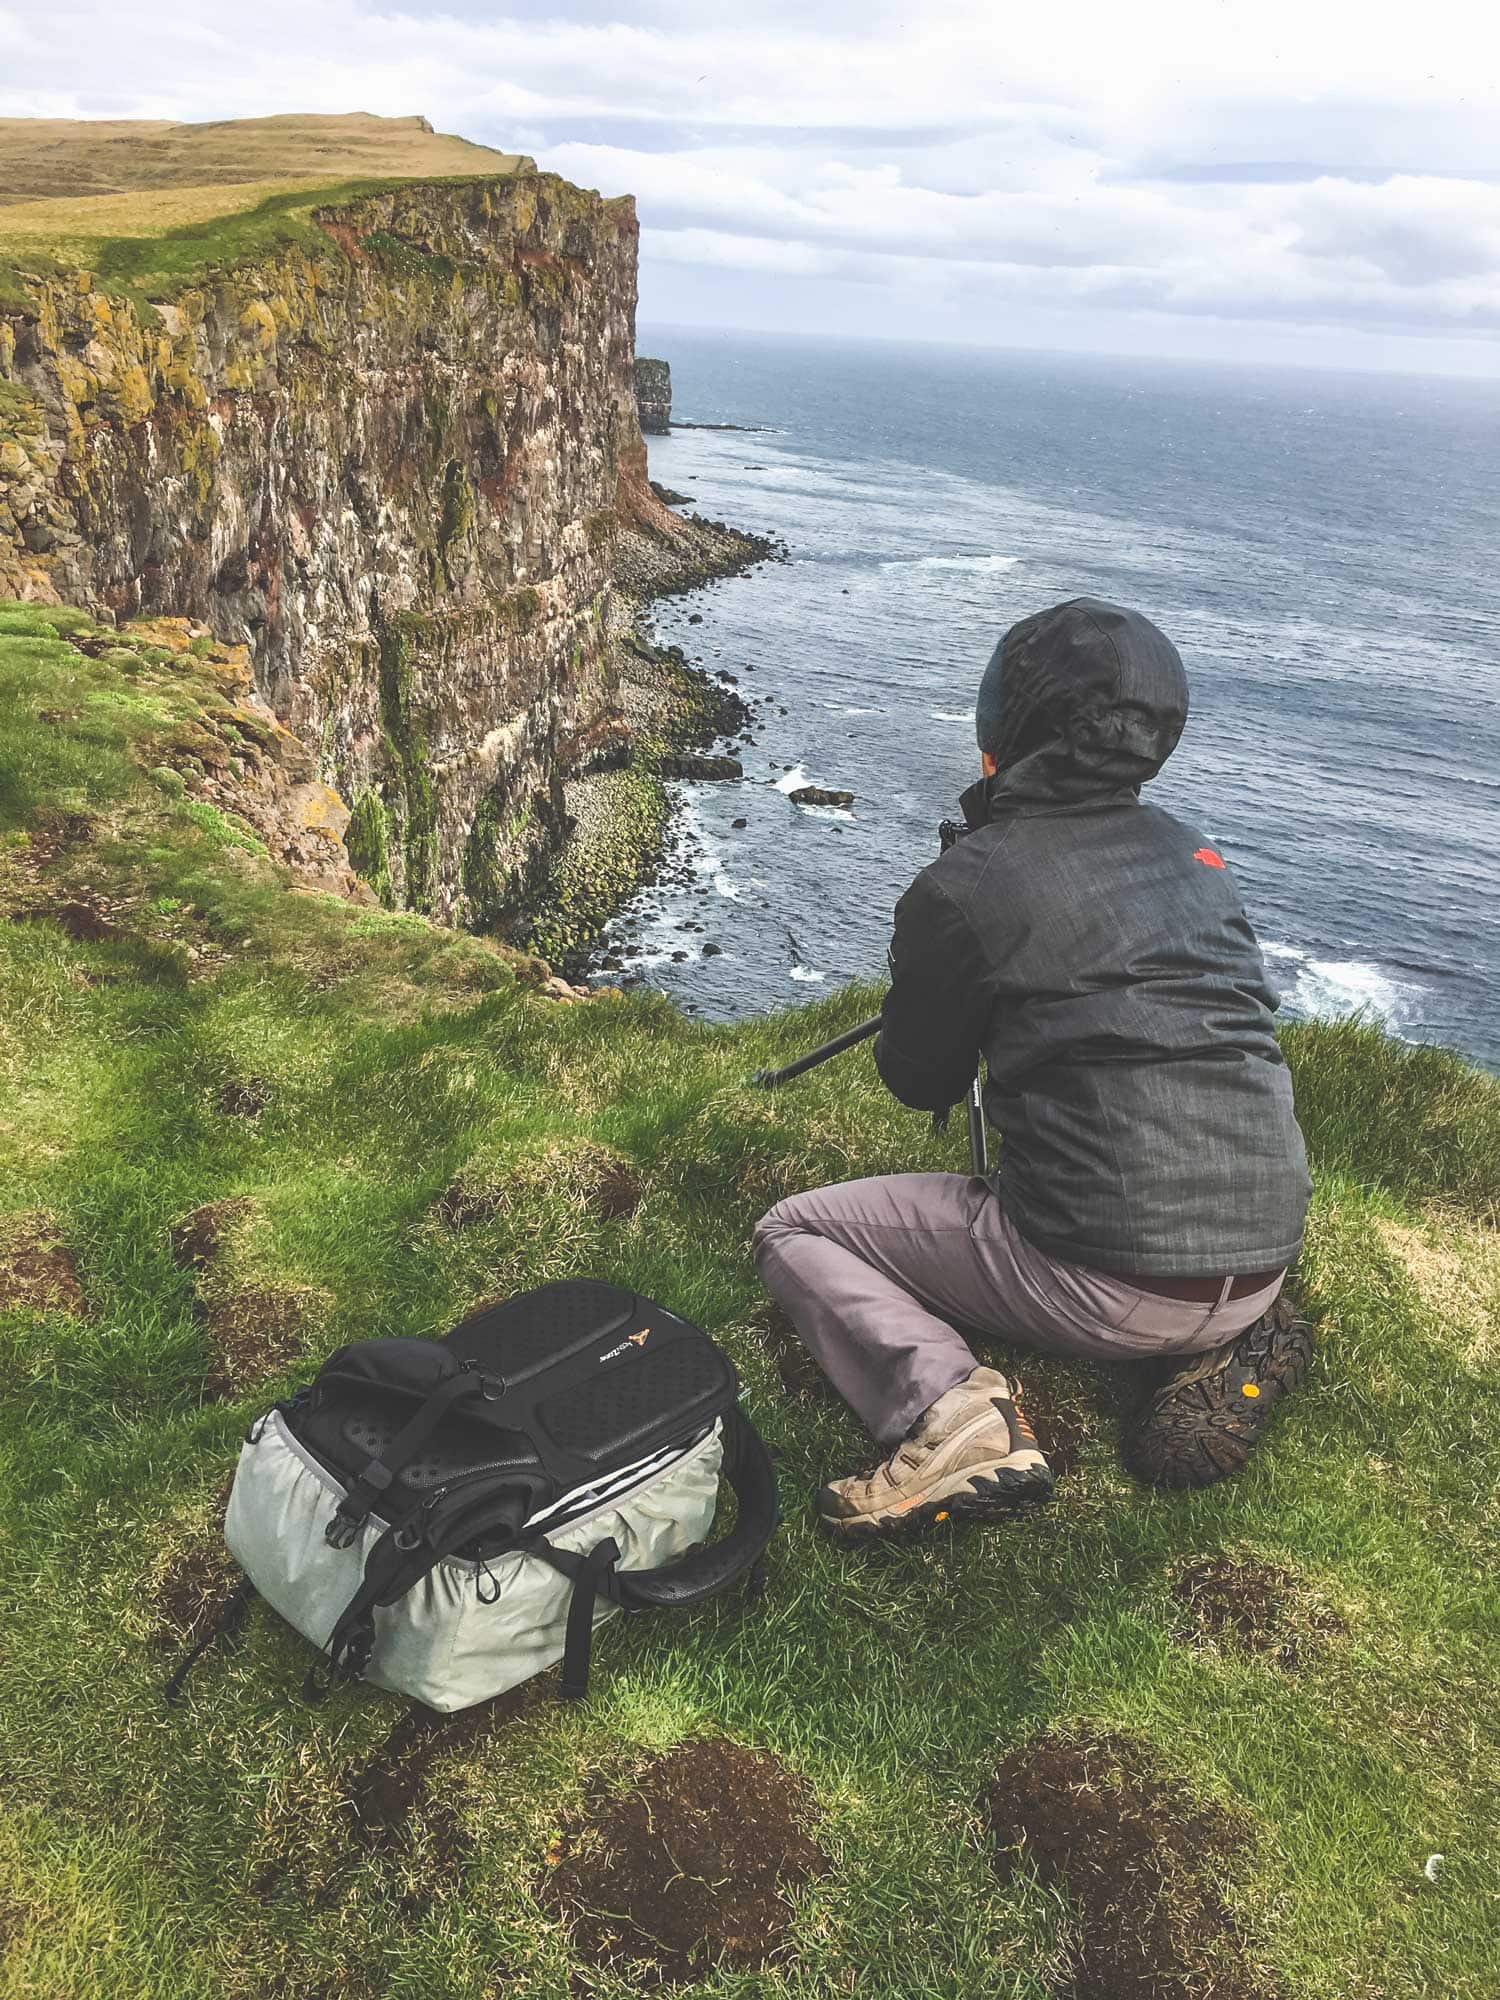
top-left (818, 1367), bottom-right (1054, 1539)
top-left (1123, 1295), bottom-right (1315, 1490)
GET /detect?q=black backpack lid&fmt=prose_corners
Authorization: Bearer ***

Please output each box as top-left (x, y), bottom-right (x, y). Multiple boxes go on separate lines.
top-left (291, 1280), bottom-right (739, 1517)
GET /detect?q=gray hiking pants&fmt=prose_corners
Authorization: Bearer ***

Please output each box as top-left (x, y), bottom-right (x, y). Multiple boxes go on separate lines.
top-left (753, 1173), bottom-right (1285, 1445)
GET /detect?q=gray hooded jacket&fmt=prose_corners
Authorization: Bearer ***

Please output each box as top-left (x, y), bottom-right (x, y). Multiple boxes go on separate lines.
top-left (875, 598), bottom-right (1311, 1278)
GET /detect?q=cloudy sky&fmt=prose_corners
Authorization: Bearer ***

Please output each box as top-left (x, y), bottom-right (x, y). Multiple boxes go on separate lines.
top-left (4, 1), bottom-right (1499, 375)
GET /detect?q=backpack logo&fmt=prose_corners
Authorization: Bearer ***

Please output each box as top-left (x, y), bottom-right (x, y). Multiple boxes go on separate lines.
top-left (1193, 847), bottom-right (1226, 869)
top-left (599, 1328), bottom-right (651, 1362)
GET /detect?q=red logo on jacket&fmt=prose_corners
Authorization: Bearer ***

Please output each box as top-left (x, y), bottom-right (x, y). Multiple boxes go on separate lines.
top-left (1193, 847), bottom-right (1226, 869)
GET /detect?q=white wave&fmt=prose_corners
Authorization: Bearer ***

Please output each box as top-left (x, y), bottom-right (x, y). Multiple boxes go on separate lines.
top-left (823, 703), bottom-right (886, 716)
top-left (882, 552), bottom-right (1021, 574)
top-left (932, 708), bottom-right (976, 724)
top-left (1264, 941), bottom-right (1417, 1029)
top-left (1294, 959), bottom-right (1414, 1025)
top-left (790, 965), bottom-right (826, 983)
top-left (773, 764), bottom-right (811, 794)
top-left (681, 787), bottom-right (740, 898)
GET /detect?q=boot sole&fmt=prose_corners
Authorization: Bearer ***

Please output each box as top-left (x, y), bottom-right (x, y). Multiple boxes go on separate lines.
top-left (818, 1460), bottom-right (1056, 1541)
top-left (1123, 1302), bottom-right (1314, 1491)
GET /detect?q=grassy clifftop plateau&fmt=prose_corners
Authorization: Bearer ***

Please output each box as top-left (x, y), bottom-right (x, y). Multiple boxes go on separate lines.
top-left (0, 111), bottom-right (530, 203)
top-left (0, 111), bottom-right (534, 317)
top-left (2, 593), bottom-right (1499, 1998)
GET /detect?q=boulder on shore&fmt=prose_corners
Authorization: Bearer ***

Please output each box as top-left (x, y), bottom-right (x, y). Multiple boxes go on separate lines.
top-left (659, 753), bottom-right (744, 781)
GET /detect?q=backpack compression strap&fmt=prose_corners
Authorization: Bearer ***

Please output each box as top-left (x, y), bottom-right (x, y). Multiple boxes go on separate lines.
top-left (531, 1408), bottom-right (778, 1698)
top-left (560, 1537), bottom-right (620, 1700)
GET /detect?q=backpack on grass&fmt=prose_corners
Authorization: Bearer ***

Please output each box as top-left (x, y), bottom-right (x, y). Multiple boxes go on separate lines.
top-left (174, 1280), bottom-right (778, 1712)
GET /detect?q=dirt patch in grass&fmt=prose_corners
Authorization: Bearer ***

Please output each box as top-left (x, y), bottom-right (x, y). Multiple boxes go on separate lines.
top-left (201, 1285), bottom-right (314, 1398)
top-left (434, 1174), bottom-right (505, 1228)
top-left (0, 1212), bottom-right (85, 1314)
top-left (542, 1738), bottom-right (828, 1989)
top-left (9, 889), bottom-right (123, 943)
top-left (1171, 1554), bottom-right (1343, 1671)
top-left (154, 1539), bottom-right (240, 1649)
top-left (170, 1196), bottom-right (254, 1273)
top-left (328, 1680), bottom-right (553, 1918)
top-left (26, 806), bottom-right (95, 863)
top-left (3, 811), bottom-right (115, 939)
top-left (749, 1302), bottom-right (837, 1404)
top-left (53, 894), bottom-right (120, 942)
top-left (217, 1075), bottom-right (272, 1117)
top-left (587, 1159), bottom-right (642, 1222)
top-left (345, 1679), bottom-right (548, 1855)
top-left (984, 1730), bottom-right (1273, 2000)
top-left (1010, 1369), bottom-right (1093, 1481)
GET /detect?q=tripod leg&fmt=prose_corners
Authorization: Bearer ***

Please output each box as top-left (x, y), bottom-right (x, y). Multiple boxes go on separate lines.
top-left (966, 1075), bottom-right (989, 1178)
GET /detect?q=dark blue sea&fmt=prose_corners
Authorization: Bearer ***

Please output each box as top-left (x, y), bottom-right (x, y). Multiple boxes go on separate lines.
top-left (608, 329), bottom-right (1500, 1070)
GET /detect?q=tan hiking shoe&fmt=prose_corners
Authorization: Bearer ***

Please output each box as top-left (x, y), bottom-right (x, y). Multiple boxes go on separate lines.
top-left (819, 1367), bottom-right (1054, 1539)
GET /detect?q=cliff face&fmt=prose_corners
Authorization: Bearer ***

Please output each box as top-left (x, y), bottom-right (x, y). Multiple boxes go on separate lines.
top-left (0, 174), bottom-right (682, 925)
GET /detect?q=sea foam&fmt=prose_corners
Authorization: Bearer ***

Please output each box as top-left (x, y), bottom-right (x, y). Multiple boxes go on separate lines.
top-left (1264, 942), bottom-right (1416, 1031)
top-left (882, 552), bottom-right (1021, 574)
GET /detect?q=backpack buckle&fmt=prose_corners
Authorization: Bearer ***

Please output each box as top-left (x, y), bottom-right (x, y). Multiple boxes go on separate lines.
top-left (324, 1505), bottom-right (363, 1549)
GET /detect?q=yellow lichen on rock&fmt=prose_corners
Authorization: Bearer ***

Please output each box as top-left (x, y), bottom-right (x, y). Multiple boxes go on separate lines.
top-left (237, 298), bottom-right (277, 349)
top-left (114, 362), bottom-right (154, 426)
top-left (294, 781), bottom-right (353, 841)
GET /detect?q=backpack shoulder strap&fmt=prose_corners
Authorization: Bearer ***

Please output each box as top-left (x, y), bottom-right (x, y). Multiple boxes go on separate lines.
top-left (613, 1405), bottom-right (779, 1611)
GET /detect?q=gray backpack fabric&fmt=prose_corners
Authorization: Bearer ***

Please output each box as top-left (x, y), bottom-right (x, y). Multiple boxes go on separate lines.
top-left (171, 1281), bottom-right (778, 1712)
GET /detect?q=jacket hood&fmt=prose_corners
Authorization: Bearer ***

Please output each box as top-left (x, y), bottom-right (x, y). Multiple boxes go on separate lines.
top-left (969, 597), bottom-right (1188, 815)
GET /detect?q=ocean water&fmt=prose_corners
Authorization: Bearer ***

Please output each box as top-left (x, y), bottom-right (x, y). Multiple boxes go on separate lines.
top-left (605, 330), bottom-right (1500, 1070)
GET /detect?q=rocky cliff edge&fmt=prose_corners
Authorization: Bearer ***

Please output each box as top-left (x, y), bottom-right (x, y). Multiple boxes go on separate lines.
top-left (0, 162), bottom-right (747, 933)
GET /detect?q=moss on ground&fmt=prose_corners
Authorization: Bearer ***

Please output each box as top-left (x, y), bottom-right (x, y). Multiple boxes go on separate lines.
top-left (2, 598), bottom-right (1500, 1997)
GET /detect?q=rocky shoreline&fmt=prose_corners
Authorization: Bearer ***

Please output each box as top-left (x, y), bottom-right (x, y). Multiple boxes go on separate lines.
top-left (518, 507), bottom-right (787, 977)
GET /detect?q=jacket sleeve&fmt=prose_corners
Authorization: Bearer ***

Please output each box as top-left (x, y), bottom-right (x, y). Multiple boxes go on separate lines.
top-left (875, 867), bottom-right (992, 1112)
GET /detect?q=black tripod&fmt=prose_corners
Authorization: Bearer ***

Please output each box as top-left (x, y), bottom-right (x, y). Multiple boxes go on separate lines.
top-left (749, 816), bottom-right (989, 1174)
top-left (751, 1016), bottom-right (990, 1178)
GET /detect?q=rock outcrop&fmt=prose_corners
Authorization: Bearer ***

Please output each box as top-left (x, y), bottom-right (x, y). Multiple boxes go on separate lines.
top-left (634, 357), bottom-right (672, 434)
top-left (0, 173), bottom-right (701, 929)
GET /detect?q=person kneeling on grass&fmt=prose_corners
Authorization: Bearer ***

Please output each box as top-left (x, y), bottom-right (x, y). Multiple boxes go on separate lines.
top-left (753, 598), bottom-right (1314, 1538)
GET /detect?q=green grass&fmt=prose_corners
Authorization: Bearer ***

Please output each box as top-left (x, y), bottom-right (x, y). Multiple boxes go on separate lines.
top-left (1, 601), bottom-right (1498, 1996)
top-left (0, 167), bottom-right (536, 329)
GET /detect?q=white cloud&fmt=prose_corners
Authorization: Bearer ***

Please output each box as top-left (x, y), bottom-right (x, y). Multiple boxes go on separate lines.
top-left (1, 0), bottom-right (1498, 368)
